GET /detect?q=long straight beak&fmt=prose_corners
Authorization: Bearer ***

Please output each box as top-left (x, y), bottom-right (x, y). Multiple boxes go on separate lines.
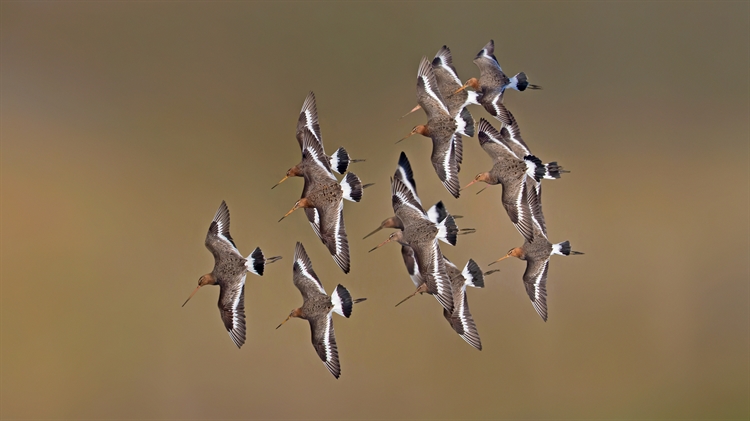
top-left (368, 236), bottom-right (393, 252)
top-left (454, 83), bottom-right (469, 94)
top-left (276, 315), bottom-right (292, 329)
top-left (271, 175), bottom-right (289, 189)
top-left (182, 285), bottom-right (202, 307)
top-left (462, 179), bottom-right (481, 191)
top-left (362, 225), bottom-right (383, 240)
top-left (398, 104), bottom-right (422, 120)
top-left (395, 132), bottom-right (415, 144)
top-left (278, 202), bottom-right (300, 223)
top-left (488, 255), bottom-right (511, 266)
top-left (476, 187), bottom-right (488, 195)
top-left (395, 290), bottom-right (419, 307)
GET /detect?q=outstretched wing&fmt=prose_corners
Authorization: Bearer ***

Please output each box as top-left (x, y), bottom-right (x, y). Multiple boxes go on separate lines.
top-left (292, 242), bottom-right (327, 301)
top-left (296, 91), bottom-right (323, 149)
top-left (416, 56), bottom-right (450, 121)
top-left (309, 313), bottom-right (340, 378)
top-left (430, 132), bottom-right (460, 198)
top-left (523, 258), bottom-right (550, 322)
top-left (218, 278), bottom-right (246, 348)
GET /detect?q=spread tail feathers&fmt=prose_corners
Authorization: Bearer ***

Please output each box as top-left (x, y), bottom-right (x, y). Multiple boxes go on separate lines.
top-left (552, 241), bottom-right (585, 256)
top-left (524, 155), bottom-right (546, 182)
top-left (462, 259), bottom-right (485, 288)
top-left (341, 172), bottom-right (363, 202)
top-left (510, 72), bottom-right (542, 91)
top-left (246, 247), bottom-right (266, 276)
top-left (331, 284), bottom-right (353, 318)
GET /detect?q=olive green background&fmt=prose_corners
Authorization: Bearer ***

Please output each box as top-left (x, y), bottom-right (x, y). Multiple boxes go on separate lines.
top-left (2, 1), bottom-right (748, 419)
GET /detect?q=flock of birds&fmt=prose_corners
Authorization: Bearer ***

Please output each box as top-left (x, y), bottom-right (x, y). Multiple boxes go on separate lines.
top-left (182, 40), bottom-right (583, 379)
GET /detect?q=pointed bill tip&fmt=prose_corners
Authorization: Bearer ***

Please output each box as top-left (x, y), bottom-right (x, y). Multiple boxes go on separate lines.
top-left (488, 255), bottom-right (511, 266)
top-left (362, 225), bottom-right (383, 240)
top-left (181, 285), bottom-right (201, 307)
top-left (276, 315), bottom-right (291, 329)
top-left (395, 291), bottom-right (417, 307)
top-left (398, 104), bottom-right (422, 120)
top-left (271, 175), bottom-right (289, 190)
top-left (367, 235), bottom-right (393, 252)
top-left (461, 179), bottom-right (480, 191)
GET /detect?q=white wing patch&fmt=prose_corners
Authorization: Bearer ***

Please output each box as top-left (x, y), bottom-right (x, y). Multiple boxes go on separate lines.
top-left (465, 90), bottom-right (480, 106)
top-left (426, 204), bottom-right (440, 224)
top-left (531, 261), bottom-right (549, 314)
top-left (322, 312), bottom-right (336, 372)
top-left (394, 189), bottom-right (425, 217)
top-left (308, 208), bottom-right (322, 239)
top-left (485, 129), bottom-right (517, 157)
top-left (454, 113), bottom-right (467, 137)
top-left (419, 74), bottom-right (450, 115)
top-left (296, 255), bottom-right (326, 295)
top-left (436, 60), bottom-right (462, 86)
top-left (305, 145), bottom-right (336, 181)
top-left (461, 265), bottom-right (474, 287)
top-left (396, 167), bottom-right (421, 205)
top-left (227, 277), bottom-right (246, 347)
top-left (333, 200), bottom-right (344, 256)
top-left (303, 110), bottom-right (321, 145)
top-left (430, 241), bottom-right (447, 298)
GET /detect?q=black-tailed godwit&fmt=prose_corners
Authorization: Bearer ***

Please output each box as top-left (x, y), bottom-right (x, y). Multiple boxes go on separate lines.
top-left (278, 128), bottom-right (364, 273)
top-left (276, 242), bottom-right (366, 379)
top-left (182, 201), bottom-right (281, 348)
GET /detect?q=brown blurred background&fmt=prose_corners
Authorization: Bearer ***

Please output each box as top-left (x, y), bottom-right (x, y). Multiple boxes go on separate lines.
top-left (2, 2), bottom-right (748, 419)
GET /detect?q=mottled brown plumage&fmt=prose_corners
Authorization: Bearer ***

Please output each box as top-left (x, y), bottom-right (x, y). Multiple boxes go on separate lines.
top-left (182, 201), bottom-right (281, 348)
top-left (276, 242), bottom-right (366, 379)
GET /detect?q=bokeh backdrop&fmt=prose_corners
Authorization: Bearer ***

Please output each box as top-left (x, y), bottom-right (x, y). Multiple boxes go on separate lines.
top-left (2, 1), bottom-right (748, 419)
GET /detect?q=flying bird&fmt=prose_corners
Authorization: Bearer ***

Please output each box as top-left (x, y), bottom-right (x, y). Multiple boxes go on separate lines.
top-left (276, 242), bottom-right (366, 379)
top-left (182, 201), bottom-right (281, 348)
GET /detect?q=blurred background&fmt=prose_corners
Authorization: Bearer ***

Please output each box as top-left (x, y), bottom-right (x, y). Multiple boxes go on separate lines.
top-left (2, 2), bottom-right (748, 419)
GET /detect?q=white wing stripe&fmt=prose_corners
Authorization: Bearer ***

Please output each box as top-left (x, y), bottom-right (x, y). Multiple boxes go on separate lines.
top-left (534, 261), bottom-right (548, 302)
top-left (436, 60), bottom-right (462, 85)
top-left (395, 190), bottom-right (427, 219)
top-left (442, 141), bottom-right (454, 181)
top-left (334, 200), bottom-right (344, 255)
top-left (296, 256), bottom-right (326, 295)
top-left (323, 313), bottom-right (333, 363)
top-left (396, 167), bottom-right (421, 205)
top-left (431, 241), bottom-right (445, 296)
top-left (420, 75), bottom-right (450, 115)
top-left (303, 110), bottom-right (321, 144)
